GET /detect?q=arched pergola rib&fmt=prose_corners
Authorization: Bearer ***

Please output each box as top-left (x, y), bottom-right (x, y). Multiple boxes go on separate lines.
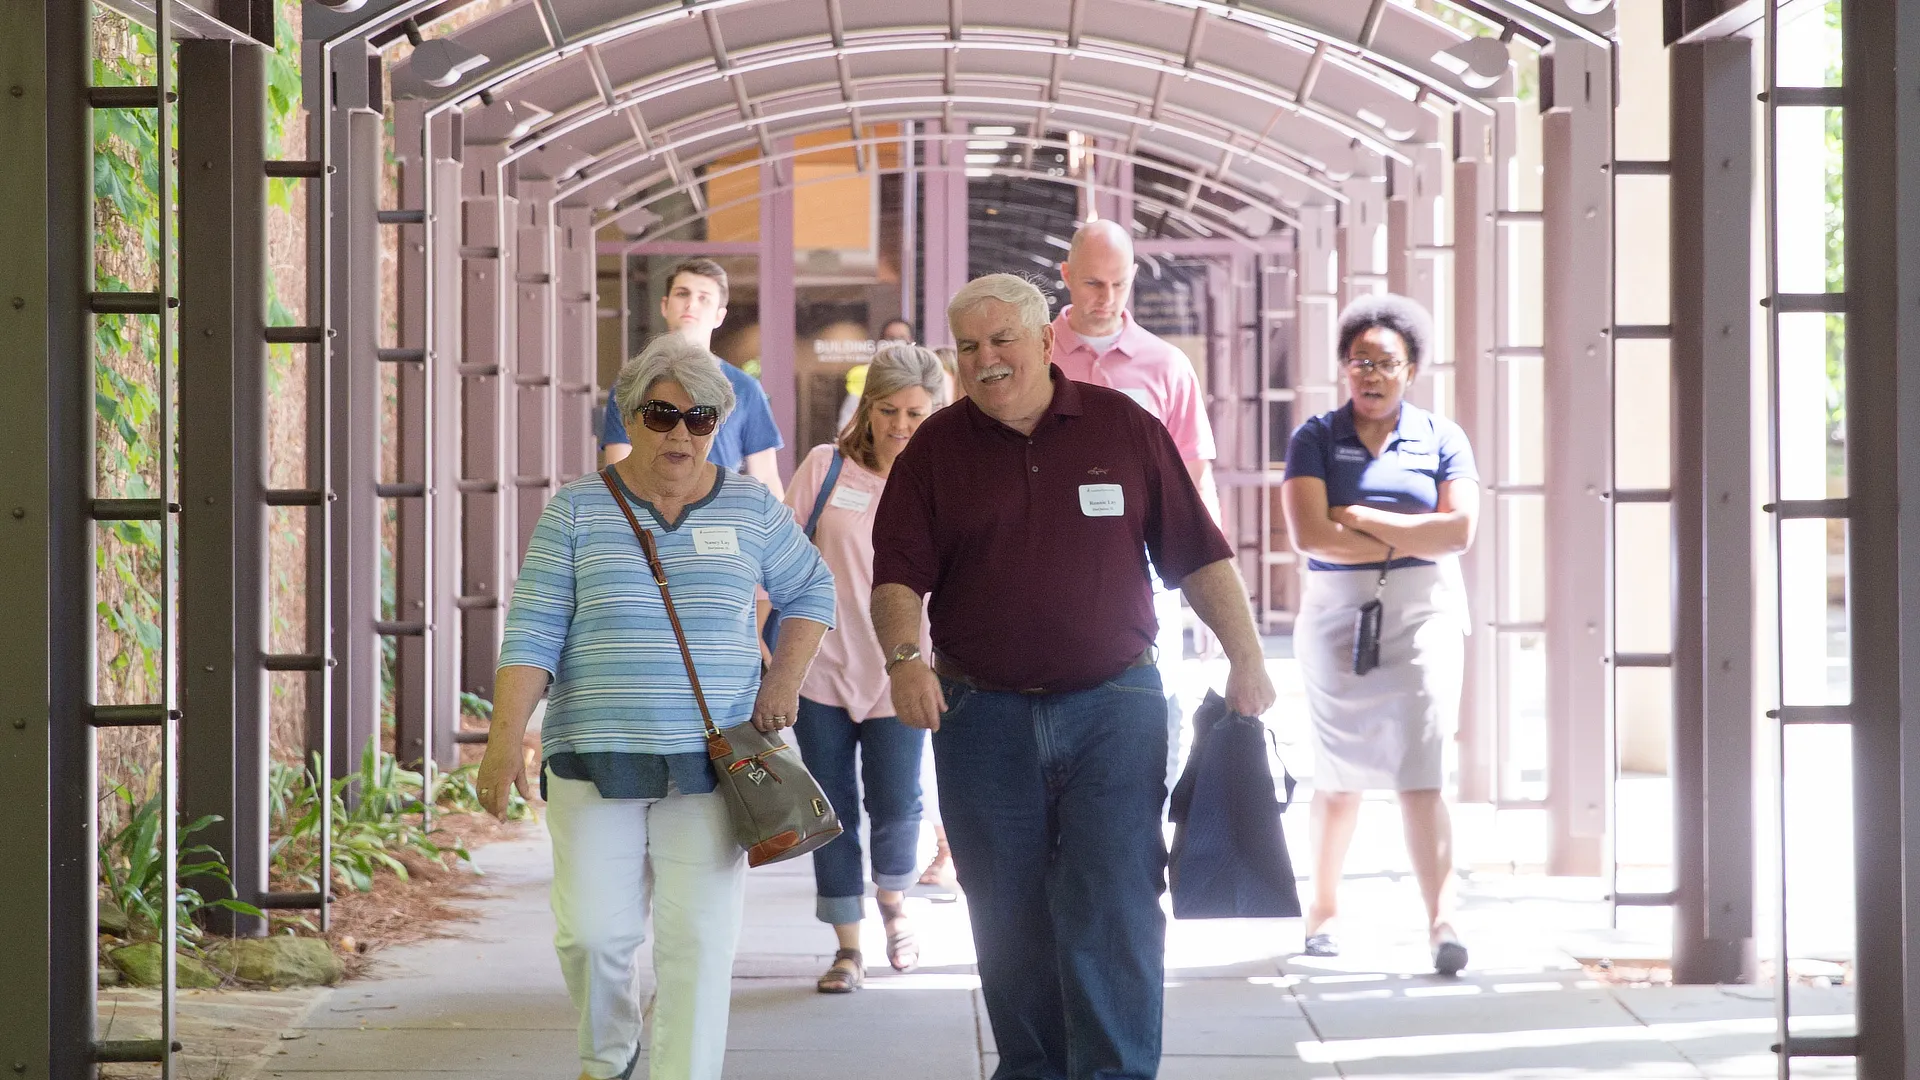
top-left (596, 159), bottom-right (1293, 248)
top-left (509, 73), bottom-right (1382, 214)
top-left (541, 90), bottom-right (1361, 212)
top-left (574, 131), bottom-right (1307, 237)
top-left (479, 31), bottom-right (1431, 185)
top-left (384, 0), bottom-right (1517, 120)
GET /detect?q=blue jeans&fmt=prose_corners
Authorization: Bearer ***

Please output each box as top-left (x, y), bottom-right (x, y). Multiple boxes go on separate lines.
top-left (934, 664), bottom-right (1170, 1080)
top-left (794, 697), bottom-right (925, 925)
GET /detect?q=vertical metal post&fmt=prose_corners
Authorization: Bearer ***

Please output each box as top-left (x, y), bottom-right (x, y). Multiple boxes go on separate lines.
top-left (393, 101), bottom-right (431, 770)
top-left (513, 182), bottom-right (555, 556)
top-left (759, 159), bottom-right (797, 471)
top-left (178, 38), bottom-right (268, 937)
top-left (328, 72), bottom-right (382, 783)
top-left (1540, 38), bottom-right (1613, 876)
top-left (1668, 38), bottom-right (1755, 985)
top-left (153, 3), bottom-right (181, 1069)
top-left (460, 154), bottom-right (506, 701)
top-left (1840, 0), bottom-right (1907, 1070)
top-left (294, 21), bottom-right (341, 935)
top-left (1886, 0), bottom-right (1920, 1066)
top-left (918, 127), bottom-right (968, 348)
top-left (1, 0), bottom-right (95, 1074)
top-left (1453, 115), bottom-right (1499, 804)
top-left (427, 112), bottom-right (462, 765)
top-left (557, 206), bottom-right (596, 481)
top-left (900, 122), bottom-right (918, 333)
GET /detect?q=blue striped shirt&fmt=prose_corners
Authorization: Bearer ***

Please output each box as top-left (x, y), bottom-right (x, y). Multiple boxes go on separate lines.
top-left (499, 468), bottom-right (837, 759)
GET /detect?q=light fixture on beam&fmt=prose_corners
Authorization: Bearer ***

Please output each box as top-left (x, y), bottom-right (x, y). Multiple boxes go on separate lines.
top-left (1230, 204), bottom-right (1274, 239)
top-left (1431, 36), bottom-right (1510, 91)
top-left (1564, 0), bottom-right (1614, 14)
top-left (614, 205), bottom-right (661, 235)
top-left (410, 37), bottom-right (490, 88)
top-left (548, 143), bottom-right (595, 183)
top-left (504, 99), bottom-right (552, 140)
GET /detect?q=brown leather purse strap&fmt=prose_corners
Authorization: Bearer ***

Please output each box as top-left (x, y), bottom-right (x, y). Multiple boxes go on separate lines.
top-left (600, 468), bottom-right (722, 739)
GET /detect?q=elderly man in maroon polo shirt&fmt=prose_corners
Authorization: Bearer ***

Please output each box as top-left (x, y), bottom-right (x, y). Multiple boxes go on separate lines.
top-left (872, 273), bottom-right (1275, 1080)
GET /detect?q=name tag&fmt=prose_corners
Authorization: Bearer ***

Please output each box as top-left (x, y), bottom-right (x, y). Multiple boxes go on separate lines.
top-left (1078, 484), bottom-right (1125, 517)
top-left (1118, 387), bottom-right (1153, 410)
top-left (1333, 445), bottom-right (1371, 464)
top-left (828, 485), bottom-right (873, 513)
top-left (690, 527), bottom-right (740, 555)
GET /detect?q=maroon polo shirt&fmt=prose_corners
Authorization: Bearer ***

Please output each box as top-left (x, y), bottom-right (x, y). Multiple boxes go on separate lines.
top-left (873, 366), bottom-right (1232, 693)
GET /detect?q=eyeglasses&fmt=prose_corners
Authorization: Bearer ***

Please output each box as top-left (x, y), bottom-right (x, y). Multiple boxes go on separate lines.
top-left (1341, 356), bottom-right (1409, 375)
top-left (637, 399), bottom-right (720, 437)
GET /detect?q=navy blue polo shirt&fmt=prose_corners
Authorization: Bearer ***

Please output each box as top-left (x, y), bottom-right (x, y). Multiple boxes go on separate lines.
top-left (1284, 401), bottom-right (1478, 572)
top-left (599, 361), bottom-right (784, 471)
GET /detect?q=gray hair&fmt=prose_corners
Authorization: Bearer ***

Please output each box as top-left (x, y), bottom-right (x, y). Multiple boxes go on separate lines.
top-left (946, 273), bottom-right (1052, 338)
top-left (613, 335), bottom-right (737, 426)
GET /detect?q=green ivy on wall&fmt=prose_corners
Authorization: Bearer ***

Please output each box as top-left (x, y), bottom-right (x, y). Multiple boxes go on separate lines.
top-left (92, 3), bottom-right (306, 692)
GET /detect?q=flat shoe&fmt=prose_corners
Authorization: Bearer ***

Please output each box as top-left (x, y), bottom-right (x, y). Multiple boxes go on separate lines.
top-left (1432, 933), bottom-right (1468, 976)
top-left (817, 948), bottom-right (864, 994)
top-left (1303, 932), bottom-right (1340, 957)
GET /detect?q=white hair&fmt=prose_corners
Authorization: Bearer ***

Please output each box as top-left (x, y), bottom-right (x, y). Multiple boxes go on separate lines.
top-left (946, 273), bottom-right (1053, 338)
top-left (613, 335), bottom-right (737, 425)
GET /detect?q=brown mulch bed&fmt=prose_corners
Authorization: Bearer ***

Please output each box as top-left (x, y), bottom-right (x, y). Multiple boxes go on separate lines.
top-left (276, 809), bottom-right (538, 979)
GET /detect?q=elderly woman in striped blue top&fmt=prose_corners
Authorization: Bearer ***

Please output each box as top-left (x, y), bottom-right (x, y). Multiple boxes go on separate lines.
top-left (477, 335), bottom-right (836, 1080)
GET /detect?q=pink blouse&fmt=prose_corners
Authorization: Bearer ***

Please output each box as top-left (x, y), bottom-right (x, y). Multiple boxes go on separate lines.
top-left (784, 444), bottom-right (932, 721)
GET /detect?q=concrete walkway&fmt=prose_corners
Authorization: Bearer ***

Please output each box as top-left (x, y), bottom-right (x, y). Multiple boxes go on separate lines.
top-left (258, 824), bottom-right (1858, 1080)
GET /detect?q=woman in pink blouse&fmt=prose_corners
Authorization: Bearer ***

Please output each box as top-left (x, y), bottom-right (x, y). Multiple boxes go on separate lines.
top-left (785, 345), bottom-right (947, 994)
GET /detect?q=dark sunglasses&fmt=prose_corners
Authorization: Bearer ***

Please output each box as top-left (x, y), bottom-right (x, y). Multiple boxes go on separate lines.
top-left (637, 399), bottom-right (720, 437)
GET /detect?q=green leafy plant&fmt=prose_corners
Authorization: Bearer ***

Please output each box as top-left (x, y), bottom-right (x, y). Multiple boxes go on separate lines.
top-left (98, 778), bottom-right (265, 944)
top-left (268, 747), bottom-right (475, 895)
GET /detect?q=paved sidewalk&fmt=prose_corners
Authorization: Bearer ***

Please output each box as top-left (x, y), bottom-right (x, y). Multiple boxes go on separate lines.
top-left (255, 826), bottom-right (1857, 1080)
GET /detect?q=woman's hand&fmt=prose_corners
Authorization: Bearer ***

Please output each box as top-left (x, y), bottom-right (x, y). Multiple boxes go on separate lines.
top-left (751, 671), bottom-right (801, 734)
top-left (1328, 503), bottom-right (1370, 529)
top-left (476, 732), bottom-right (531, 821)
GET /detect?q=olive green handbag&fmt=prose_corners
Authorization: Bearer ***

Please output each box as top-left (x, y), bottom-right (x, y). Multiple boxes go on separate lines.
top-left (600, 470), bottom-right (843, 867)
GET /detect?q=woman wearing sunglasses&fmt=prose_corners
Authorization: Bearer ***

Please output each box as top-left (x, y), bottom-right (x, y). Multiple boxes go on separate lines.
top-left (1279, 294), bottom-right (1481, 976)
top-left (782, 345), bottom-right (949, 994)
top-left (476, 334), bottom-right (837, 1080)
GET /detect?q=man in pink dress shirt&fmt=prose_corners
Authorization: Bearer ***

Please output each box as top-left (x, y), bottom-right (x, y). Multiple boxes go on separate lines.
top-left (1051, 218), bottom-right (1225, 793)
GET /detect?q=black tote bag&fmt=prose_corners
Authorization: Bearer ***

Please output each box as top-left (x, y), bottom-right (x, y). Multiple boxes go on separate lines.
top-left (1168, 690), bottom-right (1301, 919)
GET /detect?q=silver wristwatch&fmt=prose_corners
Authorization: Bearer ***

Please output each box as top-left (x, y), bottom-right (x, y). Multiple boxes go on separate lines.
top-left (884, 643), bottom-right (923, 676)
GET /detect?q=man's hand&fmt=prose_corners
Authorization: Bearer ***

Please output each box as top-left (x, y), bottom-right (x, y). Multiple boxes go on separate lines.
top-left (890, 661), bottom-right (947, 732)
top-left (1224, 657), bottom-right (1277, 718)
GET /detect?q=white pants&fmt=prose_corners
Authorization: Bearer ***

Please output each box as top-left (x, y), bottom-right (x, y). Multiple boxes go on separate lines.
top-left (546, 770), bottom-right (747, 1080)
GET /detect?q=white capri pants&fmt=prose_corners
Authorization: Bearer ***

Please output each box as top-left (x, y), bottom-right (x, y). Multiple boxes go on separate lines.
top-left (546, 769), bottom-right (747, 1080)
top-left (1294, 562), bottom-right (1466, 792)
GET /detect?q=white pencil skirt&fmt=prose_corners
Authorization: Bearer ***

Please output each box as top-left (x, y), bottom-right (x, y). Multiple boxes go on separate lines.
top-left (1294, 562), bottom-right (1467, 793)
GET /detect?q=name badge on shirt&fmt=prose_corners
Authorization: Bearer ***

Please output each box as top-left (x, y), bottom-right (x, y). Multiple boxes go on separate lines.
top-left (690, 526), bottom-right (740, 556)
top-left (828, 485), bottom-right (873, 513)
top-left (1118, 387), bottom-right (1153, 410)
top-left (1078, 483), bottom-right (1125, 517)
top-left (1333, 445), bottom-right (1371, 464)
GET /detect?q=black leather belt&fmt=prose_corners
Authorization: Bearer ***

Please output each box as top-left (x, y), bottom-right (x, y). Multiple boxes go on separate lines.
top-left (932, 648), bottom-right (1156, 696)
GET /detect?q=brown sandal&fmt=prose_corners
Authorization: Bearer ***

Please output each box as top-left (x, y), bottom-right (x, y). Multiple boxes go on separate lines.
top-left (916, 839), bottom-right (953, 886)
top-left (877, 900), bottom-right (920, 973)
top-left (817, 948), bottom-right (864, 994)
